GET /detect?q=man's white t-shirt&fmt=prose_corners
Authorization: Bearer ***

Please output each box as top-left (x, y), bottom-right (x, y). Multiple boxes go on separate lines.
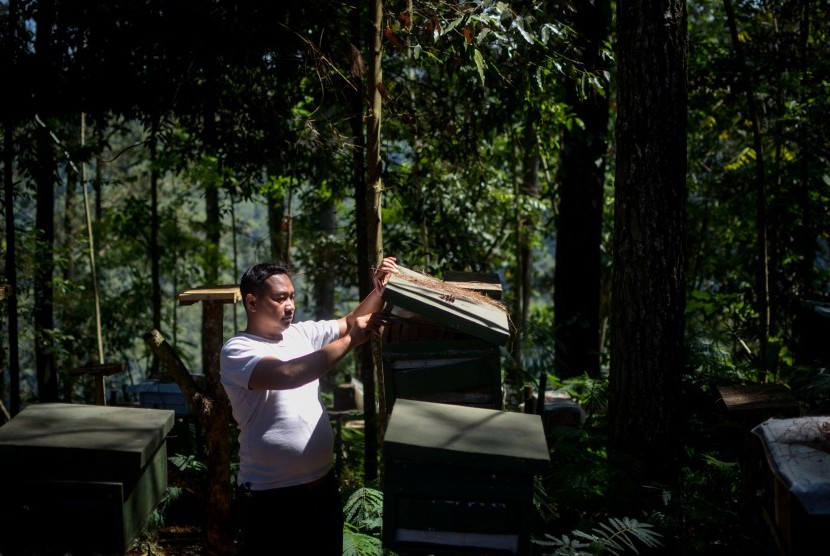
top-left (220, 320), bottom-right (340, 491)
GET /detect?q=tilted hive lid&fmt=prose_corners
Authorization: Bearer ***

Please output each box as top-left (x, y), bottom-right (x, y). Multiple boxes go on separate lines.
top-left (382, 266), bottom-right (510, 346)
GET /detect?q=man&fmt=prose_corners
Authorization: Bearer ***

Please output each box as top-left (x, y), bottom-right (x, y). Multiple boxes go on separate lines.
top-left (220, 257), bottom-right (398, 555)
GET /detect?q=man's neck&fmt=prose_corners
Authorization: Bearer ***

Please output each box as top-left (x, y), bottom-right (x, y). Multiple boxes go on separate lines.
top-left (243, 326), bottom-right (284, 342)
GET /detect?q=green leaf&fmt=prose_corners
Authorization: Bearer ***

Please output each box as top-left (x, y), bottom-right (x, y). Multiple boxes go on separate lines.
top-left (512, 16), bottom-right (535, 44)
top-left (473, 48), bottom-right (486, 85)
top-left (442, 17), bottom-right (463, 36)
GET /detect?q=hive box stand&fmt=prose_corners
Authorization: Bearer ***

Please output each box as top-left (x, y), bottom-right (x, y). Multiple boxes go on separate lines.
top-left (0, 402), bottom-right (175, 554)
top-left (383, 399), bottom-right (551, 555)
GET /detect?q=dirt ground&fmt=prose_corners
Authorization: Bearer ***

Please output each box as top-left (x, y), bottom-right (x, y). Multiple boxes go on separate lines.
top-left (127, 525), bottom-right (207, 556)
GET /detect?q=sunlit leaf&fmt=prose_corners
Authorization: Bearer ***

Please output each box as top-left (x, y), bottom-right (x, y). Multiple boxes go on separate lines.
top-left (473, 48), bottom-right (486, 85)
top-left (512, 16), bottom-right (534, 44)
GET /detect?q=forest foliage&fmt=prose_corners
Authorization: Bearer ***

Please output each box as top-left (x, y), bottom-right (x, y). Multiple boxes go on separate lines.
top-left (0, 0), bottom-right (823, 409)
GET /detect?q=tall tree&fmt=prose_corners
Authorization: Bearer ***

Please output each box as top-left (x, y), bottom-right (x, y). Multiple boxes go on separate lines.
top-left (33, 0), bottom-right (59, 402)
top-left (3, 0), bottom-right (23, 416)
top-left (723, 0), bottom-right (770, 370)
top-left (514, 112), bottom-right (541, 394)
top-left (553, 0), bottom-right (611, 380)
top-left (609, 0), bottom-right (688, 488)
top-left (358, 0), bottom-right (385, 482)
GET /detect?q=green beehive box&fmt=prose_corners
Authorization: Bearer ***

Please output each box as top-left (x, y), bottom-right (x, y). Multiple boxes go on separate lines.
top-left (382, 339), bottom-right (503, 411)
top-left (381, 267), bottom-right (509, 411)
top-left (382, 399), bottom-right (550, 555)
top-left (0, 402), bottom-right (175, 554)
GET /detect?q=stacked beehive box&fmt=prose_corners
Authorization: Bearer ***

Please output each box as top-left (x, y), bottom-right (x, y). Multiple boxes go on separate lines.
top-left (381, 266), bottom-right (509, 411)
top-left (380, 267), bottom-right (550, 555)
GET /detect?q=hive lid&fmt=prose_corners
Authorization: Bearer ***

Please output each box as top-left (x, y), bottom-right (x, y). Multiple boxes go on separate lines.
top-left (383, 399), bottom-right (550, 474)
top-left (752, 416), bottom-right (830, 516)
top-left (0, 402), bottom-right (175, 472)
top-left (382, 266), bottom-right (510, 346)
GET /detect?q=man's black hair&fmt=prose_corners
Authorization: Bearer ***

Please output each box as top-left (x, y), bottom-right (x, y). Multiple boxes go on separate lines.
top-left (240, 263), bottom-right (292, 300)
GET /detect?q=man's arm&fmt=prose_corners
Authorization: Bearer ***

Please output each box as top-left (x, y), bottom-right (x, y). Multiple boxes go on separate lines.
top-left (248, 312), bottom-right (386, 390)
top-left (248, 257), bottom-right (397, 391)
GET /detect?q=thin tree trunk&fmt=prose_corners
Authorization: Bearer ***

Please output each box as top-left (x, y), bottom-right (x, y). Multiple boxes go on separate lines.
top-left (34, 120), bottom-right (58, 403)
top-left (284, 187), bottom-right (293, 268)
top-left (796, 2), bottom-right (814, 298)
top-left (723, 0), bottom-right (770, 370)
top-left (517, 116), bottom-right (543, 412)
top-left (63, 160), bottom-right (76, 280)
top-left (33, 0), bottom-right (58, 403)
top-left (314, 202), bottom-right (337, 321)
top-left (148, 120), bottom-right (161, 377)
top-left (267, 191), bottom-right (286, 263)
top-left (359, 0), bottom-right (385, 482)
top-left (81, 114), bottom-right (105, 366)
top-left (3, 0), bottom-right (21, 415)
top-left (94, 126), bottom-right (104, 221)
top-left (149, 120), bottom-right (162, 333)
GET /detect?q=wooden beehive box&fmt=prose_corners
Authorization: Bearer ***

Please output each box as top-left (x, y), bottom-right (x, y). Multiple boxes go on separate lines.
top-left (752, 416), bottom-right (830, 555)
top-left (0, 403), bottom-right (175, 554)
top-left (381, 266), bottom-right (510, 411)
top-left (382, 399), bottom-right (550, 555)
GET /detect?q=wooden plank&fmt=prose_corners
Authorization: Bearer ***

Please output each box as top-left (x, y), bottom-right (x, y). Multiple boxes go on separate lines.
top-left (717, 384), bottom-right (798, 413)
top-left (443, 271), bottom-right (503, 300)
top-left (69, 363), bottom-right (125, 406)
top-left (443, 271), bottom-right (501, 284)
top-left (177, 285), bottom-right (241, 306)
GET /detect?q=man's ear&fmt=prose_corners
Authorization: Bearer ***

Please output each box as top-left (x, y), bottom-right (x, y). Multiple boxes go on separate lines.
top-left (245, 293), bottom-right (257, 311)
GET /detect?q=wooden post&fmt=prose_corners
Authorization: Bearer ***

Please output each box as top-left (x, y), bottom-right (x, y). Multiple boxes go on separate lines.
top-left (69, 363), bottom-right (124, 405)
top-left (177, 285), bottom-right (240, 556)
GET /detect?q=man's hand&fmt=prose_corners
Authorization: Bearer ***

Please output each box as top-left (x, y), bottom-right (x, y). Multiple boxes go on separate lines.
top-left (348, 312), bottom-right (388, 346)
top-left (373, 256), bottom-right (399, 295)
top-left (340, 256), bottom-right (399, 339)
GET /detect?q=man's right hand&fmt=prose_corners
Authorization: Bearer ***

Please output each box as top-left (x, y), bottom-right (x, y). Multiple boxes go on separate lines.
top-left (348, 312), bottom-right (388, 346)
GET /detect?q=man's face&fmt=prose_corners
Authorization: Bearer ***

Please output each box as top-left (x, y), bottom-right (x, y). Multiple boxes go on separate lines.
top-left (250, 273), bottom-right (295, 336)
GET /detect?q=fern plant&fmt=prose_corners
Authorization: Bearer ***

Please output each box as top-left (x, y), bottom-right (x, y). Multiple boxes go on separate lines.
top-left (342, 487), bottom-right (385, 556)
top-left (535, 516), bottom-right (662, 555)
